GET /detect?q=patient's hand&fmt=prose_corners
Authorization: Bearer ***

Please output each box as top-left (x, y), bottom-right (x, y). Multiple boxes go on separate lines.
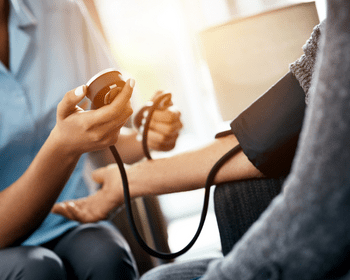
top-left (134, 91), bottom-right (183, 151)
top-left (51, 164), bottom-right (123, 223)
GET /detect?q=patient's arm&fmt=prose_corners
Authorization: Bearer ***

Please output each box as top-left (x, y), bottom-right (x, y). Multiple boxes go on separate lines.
top-left (51, 134), bottom-right (264, 223)
top-left (125, 134), bottom-right (264, 195)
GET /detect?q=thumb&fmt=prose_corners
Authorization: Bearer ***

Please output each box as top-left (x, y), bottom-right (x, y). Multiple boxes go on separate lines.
top-left (151, 90), bottom-right (164, 101)
top-left (152, 91), bottom-right (172, 110)
top-left (57, 85), bottom-right (87, 119)
top-left (152, 91), bottom-right (173, 108)
top-left (51, 201), bottom-right (72, 218)
top-left (91, 166), bottom-right (108, 184)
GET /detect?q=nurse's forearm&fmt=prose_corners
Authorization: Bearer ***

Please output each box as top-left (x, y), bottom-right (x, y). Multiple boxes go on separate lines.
top-left (0, 132), bottom-right (81, 248)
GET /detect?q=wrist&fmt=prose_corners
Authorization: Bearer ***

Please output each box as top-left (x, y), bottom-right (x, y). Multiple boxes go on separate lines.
top-left (49, 126), bottom-right (83, 158)
top-left (126, 162), bottom-right (147, 199)
top-left (127, 160), bottom-right (163, 197)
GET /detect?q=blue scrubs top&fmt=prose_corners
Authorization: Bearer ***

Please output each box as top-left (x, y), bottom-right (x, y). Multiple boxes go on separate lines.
top-left (0, 0), bottom-right (118, 245)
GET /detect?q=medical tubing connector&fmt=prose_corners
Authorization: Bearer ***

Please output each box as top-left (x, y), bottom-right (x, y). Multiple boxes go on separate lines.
top-left (109, 102), bottom-right (242, 259)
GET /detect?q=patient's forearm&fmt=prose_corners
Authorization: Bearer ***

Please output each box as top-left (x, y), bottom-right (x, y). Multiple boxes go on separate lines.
top-left (126, 134), bottom-right (264, 199)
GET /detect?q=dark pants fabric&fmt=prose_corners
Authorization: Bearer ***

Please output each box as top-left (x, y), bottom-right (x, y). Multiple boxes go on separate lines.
top-left (214, 177), bottom-right (285, 255)
top-left (140, 178), bottom-right (284, 280)
top-left (0, 223), bottom-right (138, 280)
top-left (140, 258), bottom-right (214, 280)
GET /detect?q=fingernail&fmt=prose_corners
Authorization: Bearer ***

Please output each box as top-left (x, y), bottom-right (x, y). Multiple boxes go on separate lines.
top-left (129, 79), bottom-right (135, 88)
top-left (75, 85), bottom-right (84, 96)
top-left (107, 163), bottom-right (119, 169)
top-left (143, 110), bottom-right (149, 118)
top-left (68, 202), bottom-right (76, 207)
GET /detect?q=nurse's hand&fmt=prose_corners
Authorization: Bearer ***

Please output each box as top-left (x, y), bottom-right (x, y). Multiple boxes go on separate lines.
top-left (134, 91), bottom-right (183, 152)
top-left (51, 79), bottom-right (134, 155)
top-left (52, 164), bottom-right (123, 223)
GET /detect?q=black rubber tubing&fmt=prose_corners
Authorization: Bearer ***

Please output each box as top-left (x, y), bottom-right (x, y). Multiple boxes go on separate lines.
top-left (110, 94), bottom-right (242, 259)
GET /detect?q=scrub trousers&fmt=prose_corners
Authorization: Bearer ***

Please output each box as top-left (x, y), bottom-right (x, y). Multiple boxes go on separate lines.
top-left (0, 222), bottom-right (138, 280)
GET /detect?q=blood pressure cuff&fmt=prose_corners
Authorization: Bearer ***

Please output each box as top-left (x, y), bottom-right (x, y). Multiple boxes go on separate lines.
top-left (216, 71), bottom-right (306, 177)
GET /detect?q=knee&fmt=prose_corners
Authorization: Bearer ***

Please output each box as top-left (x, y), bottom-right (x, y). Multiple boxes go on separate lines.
top-left (86, 238), bottom-right (138, 280)
top-left (71, 223), bottom-right (138, 279)
top-left (14, 247), bottom-right (66, 280)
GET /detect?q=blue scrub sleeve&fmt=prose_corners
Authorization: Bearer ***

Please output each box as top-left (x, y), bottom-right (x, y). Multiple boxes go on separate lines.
top-left (216, 71), bottom-right (306, 177)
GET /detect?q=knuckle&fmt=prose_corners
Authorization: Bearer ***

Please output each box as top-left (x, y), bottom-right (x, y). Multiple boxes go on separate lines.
top-left (160, 128), bottom-right (172, 138)
top-left (164, 125), bottom-right (174, 135)
top-left (91, 131), bottom-right (103, 144)
top-left (57, 101), bottom-right (64, 115)
top-left (108, 135), bottom-right (119, 146)
top-left (167, 112), bottom-right (178, 122)
top-left (81, 216), bottom-right (90, 224)
top-left (81, 121), bottom-right (92, 133)
top-left (124, 107), bottom-right (133, 118)
top-left (160, 134), bottom-right (169, 141)
top-left (151, 143), bottom-right (160, 151)
top-left (57, 100), bottom-right (63, 109)
top-left (158, 144), bottom-right (169, 151)
top-left (172, 111), bottom-right (181, 122)
top-left (164, 141), bottom-right (175, 151)
top-left (163, 127), bottom-right (178, 138)
top-left (103, 132), bottom-right (118, 147)
top-left (95, 209), bottom-right (107, 220)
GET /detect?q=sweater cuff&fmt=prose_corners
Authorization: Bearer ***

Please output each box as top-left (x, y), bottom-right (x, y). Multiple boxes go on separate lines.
top-left (289, 21), bottom-right (324, 103)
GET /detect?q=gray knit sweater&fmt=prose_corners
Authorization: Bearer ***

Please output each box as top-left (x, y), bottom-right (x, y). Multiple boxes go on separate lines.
top-left (201, 1), bottom-right (350, 277)
top-left (290, 21), bottom-right (325, 103)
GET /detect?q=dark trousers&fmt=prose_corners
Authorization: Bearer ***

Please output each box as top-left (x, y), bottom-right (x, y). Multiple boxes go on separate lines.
top-left (140, 178), bottom-right (285, 280)
top-left (0, 222), bottom-right (138, 280)
top-left (214, 177), bottom-right (285, 255)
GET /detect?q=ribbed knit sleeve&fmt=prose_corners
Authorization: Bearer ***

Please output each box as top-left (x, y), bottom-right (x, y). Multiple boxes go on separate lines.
top-left (289, 21), bottom-right (325, 103)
